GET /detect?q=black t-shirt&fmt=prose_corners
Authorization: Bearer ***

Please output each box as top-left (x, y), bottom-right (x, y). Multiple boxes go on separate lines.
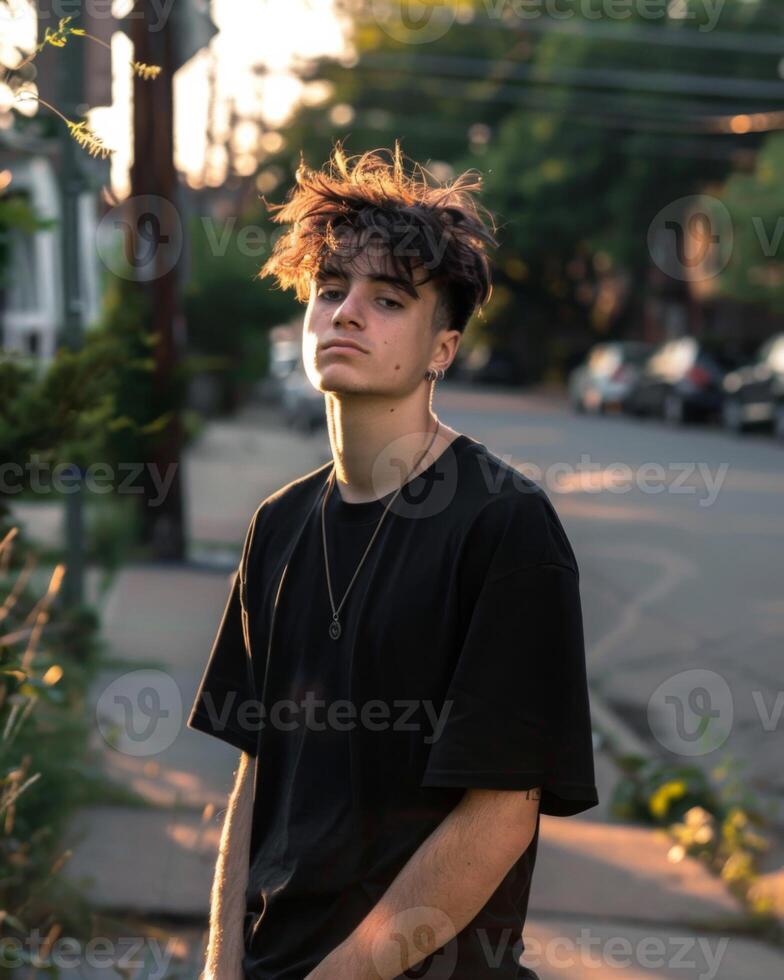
top-left (188, 432), bottom-right (598, 980)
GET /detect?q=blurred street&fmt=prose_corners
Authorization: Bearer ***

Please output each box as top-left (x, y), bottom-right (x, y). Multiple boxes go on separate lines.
top-left (434, 384), bottom-right (784, 828)
top-left (5, 1), bottom-right (784, 976)
top-left (49, 380), bottom-right (784, 978)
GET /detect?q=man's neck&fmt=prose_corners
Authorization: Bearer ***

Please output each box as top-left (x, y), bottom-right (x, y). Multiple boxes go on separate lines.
top-left (326, 398), bottom-right (460, 504)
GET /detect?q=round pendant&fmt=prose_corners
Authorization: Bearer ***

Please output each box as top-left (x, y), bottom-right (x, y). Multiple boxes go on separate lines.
top-left (329, 619), bottom-right (341, 640)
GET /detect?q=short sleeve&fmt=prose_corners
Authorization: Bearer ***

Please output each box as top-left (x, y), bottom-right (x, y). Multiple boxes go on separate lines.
top-left (189, 507), bottom-right (263, 755)
top-left (187, 569), bottom-right (259, 756)
top-left (421, 496), bottom-right (599, 817)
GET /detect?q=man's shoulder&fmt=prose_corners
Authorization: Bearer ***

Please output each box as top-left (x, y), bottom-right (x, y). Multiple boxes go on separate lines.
top-left (458, 444), bottom-right (578, 574)
top-left (251, 457), bottom-right (333, 529)
top-left (460, 438), bottom-right (553, 518)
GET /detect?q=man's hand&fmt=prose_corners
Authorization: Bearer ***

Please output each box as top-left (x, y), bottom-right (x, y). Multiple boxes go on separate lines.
top-left (304, 785), bottom-right (541, 980)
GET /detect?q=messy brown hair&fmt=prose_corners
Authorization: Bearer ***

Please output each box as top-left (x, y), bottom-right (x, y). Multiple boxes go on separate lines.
top-left (257, 140), bottom-right (499, 334)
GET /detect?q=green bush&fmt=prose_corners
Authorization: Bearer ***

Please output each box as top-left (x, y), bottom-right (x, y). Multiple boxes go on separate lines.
top-left (0, 532), bottom-right (101, 961)
top-left (610, 754), bottom-right (779, 933)
top-left (183, 210), bottom-right (295, 414)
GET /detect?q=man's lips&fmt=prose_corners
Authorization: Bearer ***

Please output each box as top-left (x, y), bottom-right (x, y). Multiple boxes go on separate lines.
top-left (321, 341), bottom-right (368, 353)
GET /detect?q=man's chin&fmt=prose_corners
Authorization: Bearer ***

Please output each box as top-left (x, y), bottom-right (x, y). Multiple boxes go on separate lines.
top-left (319, 382), bottom-right (370, 395)
top-left (315, 370), bottom-right (370, 395)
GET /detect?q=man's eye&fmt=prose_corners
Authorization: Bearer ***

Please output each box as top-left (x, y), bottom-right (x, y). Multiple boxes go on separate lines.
top-left (317, 289), bottom-right (402, 310)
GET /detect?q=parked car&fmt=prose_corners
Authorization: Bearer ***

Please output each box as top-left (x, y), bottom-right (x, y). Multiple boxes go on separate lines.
top-left (721, 333), bottom-right (784, 439)
top-left (458, 345), bottom-right (524, 385)
top-left (622, 336), bottom-right (737, 425)
top-left (567, 341), bottom-right (652, 414)
top-left (281, 363), bottom-right (326, 433)
top-left (269, 339), bottom-right (302, 386)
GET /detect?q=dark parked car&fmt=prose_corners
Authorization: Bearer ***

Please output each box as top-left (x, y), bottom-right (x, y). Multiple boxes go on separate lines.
top-left (721, 333), bottom-right (784, 439)
top-left (458, 345), bottom-right (524, 385)
top-left (622, 337), bottom-right (737, 425)
top-left (567, 341), bottom-right (652, 414)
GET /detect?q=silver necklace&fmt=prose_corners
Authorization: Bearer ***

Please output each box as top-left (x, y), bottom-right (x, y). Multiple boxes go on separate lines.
top-left (320, 419), bottom-right (441, 640)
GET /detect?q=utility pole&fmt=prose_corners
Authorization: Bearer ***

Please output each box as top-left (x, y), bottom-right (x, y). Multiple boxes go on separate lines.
top-left (59, 0), bottom-right (86, 607)
top-left (123, 0), bottom-right (216, 561)
top-left (129, 0), bottom-right (186, 561)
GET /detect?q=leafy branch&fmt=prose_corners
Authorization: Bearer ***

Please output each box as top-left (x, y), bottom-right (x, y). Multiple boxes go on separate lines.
top-left (14, 15), bottom-right (161, 82)
top-left (5, 14), bottom-right (161, 158)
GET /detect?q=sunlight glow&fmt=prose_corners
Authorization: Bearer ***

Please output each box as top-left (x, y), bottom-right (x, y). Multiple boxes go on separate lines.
top-left (91, 0), bottom-right (349, 196)
top-left (174, 48), bottom-right (211, 184)
top-left (86, 31), bottom-right (134, 200)
top-left (0, 0), bottom-right (36, 68)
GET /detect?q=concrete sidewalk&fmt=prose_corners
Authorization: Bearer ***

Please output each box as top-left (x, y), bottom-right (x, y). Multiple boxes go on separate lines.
top-left (58, 403), bottom-right (783, 978)
top-left (61, 562), bottom-right (784, 978)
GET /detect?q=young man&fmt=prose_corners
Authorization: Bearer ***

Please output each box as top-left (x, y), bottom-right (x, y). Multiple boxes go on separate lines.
top-left (188, 142), bottom-right (599, 980)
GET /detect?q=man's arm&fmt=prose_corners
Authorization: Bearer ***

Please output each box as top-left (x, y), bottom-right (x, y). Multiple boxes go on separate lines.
top-left (202, 750), bottom-right (255, 980)
top-left (305, 785), bottom-right (541, 980)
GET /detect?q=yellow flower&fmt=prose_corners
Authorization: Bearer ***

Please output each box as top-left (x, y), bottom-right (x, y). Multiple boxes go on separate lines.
top-left (667, 844), bottom-right (686, 863)
top-left (684, 806), bottom-right (712, 827)
top-left (66, 120), bottom-right (112, 159)
top-left (133, 62), bottom-right (162, 81)
top-left (649, 780), bottom-right (688, 821)
top-left (32, 14), bottom-right (161, 84)
top-left (38, 16), bottom-right (78, 51)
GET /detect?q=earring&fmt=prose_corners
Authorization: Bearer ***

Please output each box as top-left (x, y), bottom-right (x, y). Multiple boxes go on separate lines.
top-left (425, 368), bottom-right (445, 382)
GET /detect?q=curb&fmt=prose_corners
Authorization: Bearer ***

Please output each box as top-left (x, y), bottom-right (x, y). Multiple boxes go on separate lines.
top-left (589, 686), bottom-right (654, 761)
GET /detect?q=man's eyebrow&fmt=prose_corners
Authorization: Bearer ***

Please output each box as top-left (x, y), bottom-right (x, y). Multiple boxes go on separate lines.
top-left (314, 262), bottom-right (420, 299)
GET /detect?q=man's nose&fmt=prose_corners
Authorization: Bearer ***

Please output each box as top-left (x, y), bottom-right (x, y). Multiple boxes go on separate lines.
top-left (332, 288), bottom-right (364, 327)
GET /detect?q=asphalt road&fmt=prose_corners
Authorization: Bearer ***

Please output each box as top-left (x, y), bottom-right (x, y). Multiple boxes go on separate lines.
top-left (435, 382), bottom-right (784, 838)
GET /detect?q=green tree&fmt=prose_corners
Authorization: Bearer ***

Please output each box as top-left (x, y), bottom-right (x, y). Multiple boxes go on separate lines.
top-left (717, 132), bottom-right (784, 315)
top-left (254, 0), bottom-right (784, 378)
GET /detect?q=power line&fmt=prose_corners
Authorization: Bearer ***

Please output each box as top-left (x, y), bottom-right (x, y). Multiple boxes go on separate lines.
top-left (323, 109), bottom-right (755, 162)
top-left (356, 51), bottom-right (784, 101)
top-left (418, 11), bottom-right (784, 57)
top-left (349, 62), bottom-right (781, 123)
top-left (345, 68), bottom-right (771, 135)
